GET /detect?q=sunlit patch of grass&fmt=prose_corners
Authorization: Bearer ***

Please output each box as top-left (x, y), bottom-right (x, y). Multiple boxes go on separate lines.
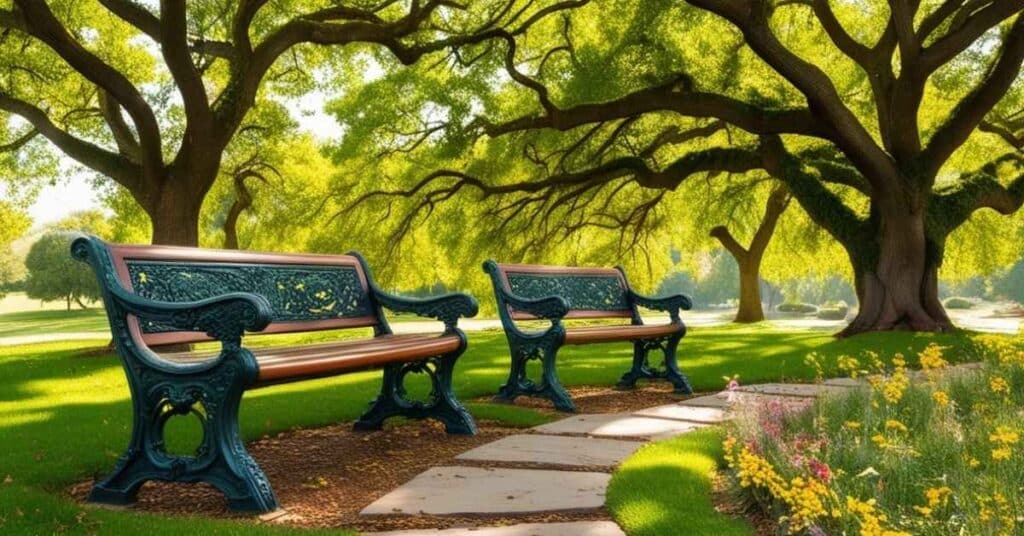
top-left (607, 428), bottom-right (753, 535)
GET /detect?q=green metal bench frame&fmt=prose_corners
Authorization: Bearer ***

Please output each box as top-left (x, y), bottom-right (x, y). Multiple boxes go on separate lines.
top-left (72, 235), bottom-right (478, 513)
top-left (483, 260), bottom-right (693, 412)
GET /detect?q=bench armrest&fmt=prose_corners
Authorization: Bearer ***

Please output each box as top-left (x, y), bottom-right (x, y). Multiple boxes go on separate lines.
top-left (500, 289), bottom-right (570, 321)
top-left (374, 290), bottom-right (479, 331)
top-left (629, 290), bottom-right (692, 322)
top-left (109, 283), bottom-right (273, 346)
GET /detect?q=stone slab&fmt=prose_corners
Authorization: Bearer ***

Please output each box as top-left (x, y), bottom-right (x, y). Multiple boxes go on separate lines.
top-left (823, 377), bottom-right (867, 388)
top-left (360, 466), bottom-right (609, 516)
top-left (455, 434), bottom-right (643, 468)
top-left (734, 383), bottom-right (848, 398)
top-left (632, 404), bottom-right (729, 424)
top-left (363, 521), bottom-right (626, 536)
top-left (532, 413), bottom-right (705, 439)
top-left (677, 393), bottom-right (731, 409)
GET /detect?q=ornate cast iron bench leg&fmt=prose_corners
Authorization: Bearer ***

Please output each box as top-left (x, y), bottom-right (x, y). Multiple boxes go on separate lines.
top-left (494, 337), bottom-right (576, 413)
top-left (354, 334), bottom-right (477, 435)
top-left (616, 331), bottom-right (693, 394)
top-left (89, 357), bottom-right (277, 513)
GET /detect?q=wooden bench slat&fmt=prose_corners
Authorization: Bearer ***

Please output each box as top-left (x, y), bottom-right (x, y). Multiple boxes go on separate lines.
top-left (563, 323), bottom-right (684, 345)
top-left (255, 334), bottom-right (462, 385)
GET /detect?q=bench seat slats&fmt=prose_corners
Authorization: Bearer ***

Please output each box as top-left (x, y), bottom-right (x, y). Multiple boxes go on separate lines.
top-left (563, 323), bottom-right (684, 345)
top-left (254, 333), bottom-right (462, 385)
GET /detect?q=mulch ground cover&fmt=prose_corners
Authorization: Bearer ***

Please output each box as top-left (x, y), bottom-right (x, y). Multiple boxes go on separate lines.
top-left (69, 384), bottom-right (689, 532)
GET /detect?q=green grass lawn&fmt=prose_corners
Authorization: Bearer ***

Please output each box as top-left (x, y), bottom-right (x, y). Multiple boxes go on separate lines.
top-left (0, 308), bottom-right (110, 338)
top-left (0, 324), bottom-right (997, 534)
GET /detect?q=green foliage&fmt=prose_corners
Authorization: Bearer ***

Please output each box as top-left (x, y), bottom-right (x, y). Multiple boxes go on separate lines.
top-left (816, 302), bottom-right (850, 320)
top-left (24, 232), bottom-right (99, 310)
top-left (0, 201), bottom-right (29, 297)
top-left (693, 250), bottom-right (740, 307)
top-left (943, 296), bottom-right (974, 309)
top-left (992, 261), bottom-right (1024, 303)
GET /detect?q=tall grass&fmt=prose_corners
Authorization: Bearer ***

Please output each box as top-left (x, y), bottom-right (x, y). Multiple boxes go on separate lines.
top-left (722, 337), bottom-right (1024, 535)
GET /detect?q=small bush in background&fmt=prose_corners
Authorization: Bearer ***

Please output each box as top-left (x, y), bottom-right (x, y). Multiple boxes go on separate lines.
top-left (777, 302), bottom-right (818, 314)
top-left (943, 296), bottom-right (974, 309)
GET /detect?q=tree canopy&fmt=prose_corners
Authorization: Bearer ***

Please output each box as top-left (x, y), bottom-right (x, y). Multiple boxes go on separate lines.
top-left (326, 0), bottom-right (1024, 334)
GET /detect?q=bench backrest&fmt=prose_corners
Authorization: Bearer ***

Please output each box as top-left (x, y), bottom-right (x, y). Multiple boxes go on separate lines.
top-left (488, 262), bottom-right (633, 320)
top-left (104, 243), bottom-right (379, 346)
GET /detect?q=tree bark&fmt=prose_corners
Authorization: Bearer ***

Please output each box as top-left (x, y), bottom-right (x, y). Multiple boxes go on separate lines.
top-left (735, 260), bottom-right (765, 322)
top-left (839, 201), bottom-right (953, 336)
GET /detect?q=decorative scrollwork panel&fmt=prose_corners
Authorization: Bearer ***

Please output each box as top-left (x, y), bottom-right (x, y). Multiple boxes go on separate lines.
top-left (126, 261), bottom-right (373, 333)
top-left (506, 273), bottom-right (628, 312)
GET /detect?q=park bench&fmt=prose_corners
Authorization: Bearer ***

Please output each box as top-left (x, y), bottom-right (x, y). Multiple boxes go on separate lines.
top-left (71, 235), bottom-right (479, 513)
top-left (483, 261), bottom-right (693, 412)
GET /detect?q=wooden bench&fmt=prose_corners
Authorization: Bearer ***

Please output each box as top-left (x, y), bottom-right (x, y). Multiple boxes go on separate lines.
top-left (72, 235), bottom-right (479, 513)
top-left (483, 261), bottom-right (693, 412)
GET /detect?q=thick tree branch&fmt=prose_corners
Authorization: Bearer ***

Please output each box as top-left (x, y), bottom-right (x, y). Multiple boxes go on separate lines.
top-left (485, 76), bottom-right (830, 139)
top-left (98, 90), bottom-right (141, 162)
top-left (99, 0), bottom-right (234, 59)
top-left (159, 1), bottom-right (212, 129)
top-left (980, 119), bottom-right (1024, 149)
top-left (919, 0), bottom-right (1024, 74)
top-left (930, 157), bottom-right (1024, 234)
top-left (685, 0), bottom-right (898, 189)
top-left (710, 225), bottom-right (748, 258)
top-left (13, 0), bottom-right (163, 174)
top-left (0, 127), bottom-right (37, 153)
top-left (0, 92), bottom-right (140, 186)
top-left (920, 14), bottom-right (1024, 177)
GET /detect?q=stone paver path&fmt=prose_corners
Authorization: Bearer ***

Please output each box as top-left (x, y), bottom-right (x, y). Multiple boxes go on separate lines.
top-left (456, 434), bottom-right (644, 468)
top-left (631, 403), bottom-right (728, 423)
top-left (361, 466), bottom-right (610, 516)
top-left (357, 379), bottom-right (872, 534)
top-left (531, 413), bottom-right (706, 439)
top-left (365, 521), bottom-right (626, 536)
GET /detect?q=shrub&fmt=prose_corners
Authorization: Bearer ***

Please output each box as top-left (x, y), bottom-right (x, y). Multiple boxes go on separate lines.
top-left (944, 296), bottom-right (974, 309)
top-left (722, 341), bottom-right (1024, 535)
top-left (815, 301), bottom-right (848, 320)
top-left (776, 302), bottom-right (818, 314)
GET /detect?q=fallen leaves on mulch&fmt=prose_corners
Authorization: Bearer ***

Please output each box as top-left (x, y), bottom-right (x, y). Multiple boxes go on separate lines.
top-left (69, 384), bottom-right (685, 532)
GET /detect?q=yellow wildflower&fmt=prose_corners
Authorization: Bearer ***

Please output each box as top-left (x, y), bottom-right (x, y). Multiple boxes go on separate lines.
top-left (885, 420), bottom-right (907, 433)
top-left (846, 496), bottom-right (910, 536)
top-left (918, 344), bottom-right (948, 370)
top-left (932, 390), bottom-right (950, 408)
top-left (990, 426), bottom-right (1020, 445)
top-left (844, 421), bottom-right (862, 430)
top-left (990, 377), bottom-right (1010, 395)
top-left (992, 446), bottom-right (1012, 461)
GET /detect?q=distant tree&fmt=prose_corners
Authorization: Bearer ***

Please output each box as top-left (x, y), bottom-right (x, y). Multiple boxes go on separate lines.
top-left (24, 232), bottom-right (99, 310)
top-left (993, 260), bottom-right (1024, 303)
top-left (694, 251), bottom-right (740, 307)
top-left (711, 184), bottom-right (790, 322)
top-left (656, 269), bottom-right (697, 301)
top-left (0, 201), bottom-right (29, 298)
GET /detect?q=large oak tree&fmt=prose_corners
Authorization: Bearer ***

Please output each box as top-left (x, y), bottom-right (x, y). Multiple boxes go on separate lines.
top-left (0, 0), bottom-right (583, 245)
top-left (344, 0), bottom-right (1024, 335)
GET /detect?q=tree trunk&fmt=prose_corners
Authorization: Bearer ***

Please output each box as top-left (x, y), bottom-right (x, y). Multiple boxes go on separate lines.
top-left (145, 161), bottom-right (218, 247)
top-left (839, 205), bottom-right (952, 336)
top-left (735, 260), bottom-right (764, 322)
top-left (149, 198), bottom-right (202, 247)
top-left (710, 185), bottom-right (790, 324)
